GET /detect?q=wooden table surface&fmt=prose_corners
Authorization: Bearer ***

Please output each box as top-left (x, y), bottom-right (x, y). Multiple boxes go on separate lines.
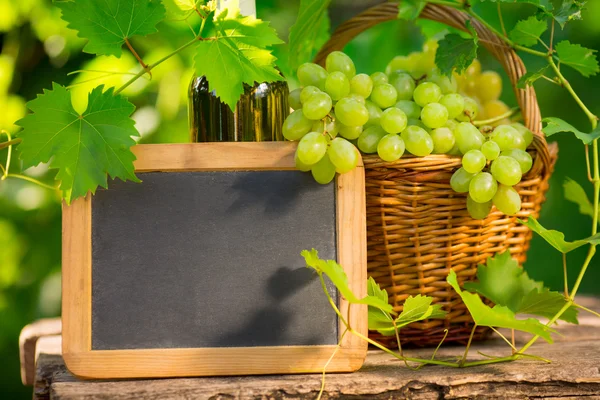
top-left (23, 297), bottom-right (600, 399)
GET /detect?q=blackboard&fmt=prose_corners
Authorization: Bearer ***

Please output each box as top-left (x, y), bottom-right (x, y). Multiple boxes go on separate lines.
top-left (91, 170), bottom-right (338, 350)
top-left (61, 143), bottom-right (367, 379)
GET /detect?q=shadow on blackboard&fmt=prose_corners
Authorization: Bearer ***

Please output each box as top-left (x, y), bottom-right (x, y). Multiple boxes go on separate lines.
top-left (227, 171), bottom-right (324, 215)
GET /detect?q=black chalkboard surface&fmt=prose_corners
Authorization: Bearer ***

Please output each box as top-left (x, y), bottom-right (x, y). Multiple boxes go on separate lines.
top-left (62, 143), bottom-right (367, 379)
top-left (91, 170), bottom-right (338, 350)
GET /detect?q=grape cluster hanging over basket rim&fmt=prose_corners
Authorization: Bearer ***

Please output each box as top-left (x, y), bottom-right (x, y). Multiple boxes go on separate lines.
top-left (283, 43), bottom-right (535, 220)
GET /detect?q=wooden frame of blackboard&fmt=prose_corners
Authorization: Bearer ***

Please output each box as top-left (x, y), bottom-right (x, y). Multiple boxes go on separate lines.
top-left (62, 142), bottom-right (367, 379)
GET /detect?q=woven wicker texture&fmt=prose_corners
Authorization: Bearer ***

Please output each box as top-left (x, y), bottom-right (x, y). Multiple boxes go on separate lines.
top-left (315, 2), bottom-right (558, 347)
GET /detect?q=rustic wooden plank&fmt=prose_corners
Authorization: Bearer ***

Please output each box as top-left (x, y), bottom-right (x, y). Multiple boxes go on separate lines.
top-left (33, 297), bottom-right (600, 399)
top-left (19, 318), bottom-right (61, 385)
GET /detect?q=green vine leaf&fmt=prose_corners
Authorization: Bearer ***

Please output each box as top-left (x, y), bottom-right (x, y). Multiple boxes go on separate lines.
top-left (56, 0), bottom-right (166, 57)
top-left (195, 7), bottom-right (283, 111)
top-left (367, 277), bottom-right (394, 333)
top-left (435, 21), bottom-right (478, 76)
top-left (517, 65), bottom-right (550, 88)
top-left (552, 0), bottom-right (585, 28)
top-left (509, 16), bottom-right (547, 47)
top-left (397, 0), bottom-right (426, 21)
top-left (564, 178), bottom-right (595, 219)
top-left (447, 270), bottom-right (554, 342)
top-left (162, 0), bottom-right (202, 19)
top-left (520, 216), bottom-right (600, 253)
top-left (464, 252), bottom-right (578, 324)
top-left (542, 117), bottom-right (600, 144)
top-left (16, 83), bottom-right (140, 204)
top-left (556, 41), bottom-right (600, 78)
top-left (288, 0), bottom-right (332, 71)
top-left (301, 249), bottom-right (394, 313)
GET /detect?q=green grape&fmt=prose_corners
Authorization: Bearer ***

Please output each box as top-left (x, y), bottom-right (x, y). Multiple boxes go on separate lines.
top-left (450, 167), bottom-right (475, 193)
top-left (335, 97), bottom-right (369, 126)
top-left (283, 109), bottom-right (313, 140)
top-left (289, 88), bottom-right (303, 110)
top-left (490, 155), bottom-right (522, 186)
top-left (365, 101), bottom-right (383, 127)
top-left (311, 153), bottom-right (337, 184)
top-left (407, 118), bottom-right (430, 132)
top-left (338, 123), bottom-right (363, 140)
top-left (501, 149), bottom-right (533, 174)
top-left (456, 97), bottom-right (479, 122)
top-left (377, 133), bottom-right (405, 161)
top-left (401, 125), bottom-right (434, 156)
top-left (297, 131), bottom-right (328, 165)
top-left (311, 117), bottom-right (339, 138)
top-left (413, 82), bottom-right (442, 107)
top-left (295, 151), bottom-right (312, 172)
top-left (476, 71), bottom-right (502, 102)
top-left (454, 122), bottom-right (485, 154)
top-left (357, 125), bottom-right (387, 154)
top-left (395, 100), bottom-right (421, 119)
top-left (370, 72), bottom-right (388, 86)
top-left (350, 73), bottom-right (374, 98)
top-left (325, 51), bottom-right (356, 79)
top-left (380, 107), bottom-right (408, 134)
top-left (328, 137), bottom-right (359, 174)
top-left (481, 140), bottom-right (500, 161)
top-left (511, 122), bottom-right (534, 147)
top-left (389, 71), bottom-right (416, 101)
top-left (467, 195), bottom-right (492, 220)
top-left (297, 63), bottom-right (328, 90)
top-left (303, 92), bottom-right (333, 120)
top-left (440, 94), bottom-right (464, 119)
top-left (371, 83), bottom-right (398, 109)
top-left (385, 55), bottom-right (416, 75)
top-left (469, 172), bottom-right (498, 203)
top-left (490, 125), bottom-right (526, 151)
top-left (407, 52), bottom-right (427, 79)
top-left (348, 94), bottom-right (366, 104)
top-left (462, 149), bottom-right (487, 173)
top-left (325, 71), bottom-right (351, 101)
top-left (300, 86), bottom-right (321, 104)
top-left (445, 119), bottom-right (458, 131)
top-left (421, 102), bottom-right (449, 129)
top-left (430, 127), bottom-right (455, 154)
top-left (426, 70), bottom-right (458, 94)
top-left (493, 184), bottom-right (521, 215)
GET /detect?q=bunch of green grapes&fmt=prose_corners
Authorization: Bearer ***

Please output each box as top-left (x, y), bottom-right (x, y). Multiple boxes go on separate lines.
top-left (283, 42), bottom-right (534, 220)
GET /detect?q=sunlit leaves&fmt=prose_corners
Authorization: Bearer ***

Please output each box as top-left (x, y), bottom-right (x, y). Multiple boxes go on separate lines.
top-left (288, 0), bottom-right (332, 71)
top-left (56, 0), bottom-right (165, 57)
top-left (517, 65), bottom-right (550, 88)
top-left (464, 252), bottom-right (578, 324)
top-left (520, 216), bottom-right (600, 253)
top-left (435, 22), bottom-right (479, 75)
top-left (564, 178), bottom-right (595, 219)
top-left (447, 270), bottom-right (554, 342)
top-left (509, 16), bottom-right (547, 47)
top-left (553, 0), bottom-right (585, 28)
top-left (16, 83), bottom-right (140, 203)
top-left (556, 41), bottom-right (599, 77)
top-left (397, 0), bottom-right (426, 21)
top-left (542, 117), bottom-right (600, 144)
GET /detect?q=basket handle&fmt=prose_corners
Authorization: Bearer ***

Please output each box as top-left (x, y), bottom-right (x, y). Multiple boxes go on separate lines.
top-left (313, 2), bottom-right (552, 170)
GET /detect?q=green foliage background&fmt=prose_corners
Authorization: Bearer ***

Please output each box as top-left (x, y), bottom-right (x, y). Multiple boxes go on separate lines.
top-left (1, 0), bottom-right (599, 397)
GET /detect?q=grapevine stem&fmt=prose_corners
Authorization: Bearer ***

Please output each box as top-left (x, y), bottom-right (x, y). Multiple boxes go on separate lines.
top-left (490, 327), bottom-right (517, 351)
top-left (317, 328), bottom-right (348, 400)
top-left (3, 130), bottom-right (13, 179)
top-left (460, 324), bottom-right (477, 366)
top-left (563, 253), bottom-right (569, 298)
top-left (3, 174), bottom-right (59, 190)
top-left (124, 38), bottom-right (151, 77)
top-left (573, 302), bottom-right (600, 319)
top-left (0, 137), bottom-right (21, 150)
top-left (586, 145), bottom-right (593, 182)
top-left (497, 3), bottom-right (507, 37)
top-left (473, 107), bottom-right (519, 126)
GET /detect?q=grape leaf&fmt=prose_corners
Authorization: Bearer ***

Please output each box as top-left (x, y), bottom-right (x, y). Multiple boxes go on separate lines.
top-left (481, 0), bottom-right (553, 10)
top-left (195, 7), bottom-right (283, 111)
top-left (435, 22), bottom-right (478, 76)
top-left (542, 117), bottom-right (600, 144)
top-left (553, 0), bottom-right (585, 28)
top-left (564, 178), bottom-right (595, 219)
top-left (509, 16), bottom-right (547, 47)
top-left (398, 0), bottom-right (426, 21)
top-left (57, 0), bottom-right (166, 57)
top-left (447, 270), bottom-right (554, 342)
top-left (464, 252), bottom-right (577, 323)
top-left (517, 65), bottom-right (550, 88)
top-left (520, 216), bottom-right (600, 253)
top-left (556, 41), bottom-right (599, 77)
top-left (367, 277), bottom-right (394, 332)
top-left (301, 249), bottom-right (394, 313)
top-left (162, 0), bottom-right (201, 19)
top-left (16, 83), bottom-right (140, 204)
top-left (288, 0), bottom-right (332, 71)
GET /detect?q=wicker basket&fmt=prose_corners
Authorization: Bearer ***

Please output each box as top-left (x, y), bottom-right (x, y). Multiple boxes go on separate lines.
top-left (314, 2), bottom-right (558, 347)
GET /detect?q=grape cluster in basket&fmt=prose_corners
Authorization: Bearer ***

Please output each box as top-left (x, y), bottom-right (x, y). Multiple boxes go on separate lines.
top-left (283, 41), bottom-right (534, 220)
